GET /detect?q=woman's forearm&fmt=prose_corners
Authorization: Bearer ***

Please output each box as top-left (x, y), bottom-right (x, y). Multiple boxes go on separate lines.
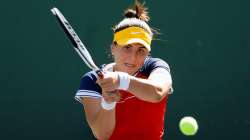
top-left (90, 109), bottom-right (116, 140)
top-left (127, 68), bottom-right (172, 103)
top-left (82, 98), bottom-right (116, 140)
top-left (128, 77), bottom-right (171, 103)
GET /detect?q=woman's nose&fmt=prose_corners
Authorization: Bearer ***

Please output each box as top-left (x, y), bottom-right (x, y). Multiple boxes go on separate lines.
top-left (127, 51), bottom-right (137, 62)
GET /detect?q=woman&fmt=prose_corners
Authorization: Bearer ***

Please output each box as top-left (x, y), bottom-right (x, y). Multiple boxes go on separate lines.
top-left (75, 1), bottom-right (173, 140)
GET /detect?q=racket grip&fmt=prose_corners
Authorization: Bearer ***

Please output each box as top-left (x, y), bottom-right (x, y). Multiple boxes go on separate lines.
top-left (96, 70), bottom-right (104, 79)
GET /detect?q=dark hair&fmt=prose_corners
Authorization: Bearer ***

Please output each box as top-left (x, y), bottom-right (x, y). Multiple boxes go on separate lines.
top-left (113, 0), bottom-right (153, 37)
top-left (124, 0), bottom-right (150, 22)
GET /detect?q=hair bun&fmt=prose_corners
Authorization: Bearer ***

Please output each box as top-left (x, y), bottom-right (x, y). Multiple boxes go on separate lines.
top-left (124, 9), bottom-right (138, 18)
top-left (123, 0), bottom-right (150, 22)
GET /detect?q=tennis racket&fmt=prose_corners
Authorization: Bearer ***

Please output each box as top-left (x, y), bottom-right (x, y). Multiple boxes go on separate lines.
top-left (51, 7), bottom-right (103, 78)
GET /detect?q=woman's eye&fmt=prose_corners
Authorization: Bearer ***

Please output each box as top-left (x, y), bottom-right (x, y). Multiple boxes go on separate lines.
top-left (139, 49), bottom-right (145, 53)
top-left (138, 49), bottom-right (146, 55)
top-left (125, 45), bottom-right (132, 49)
top-left (123, 45), bottom-right (132, 52)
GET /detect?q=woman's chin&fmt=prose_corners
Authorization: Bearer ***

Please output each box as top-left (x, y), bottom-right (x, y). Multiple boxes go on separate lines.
top-left (115, 64), bottom-right (138, 75)
top-left (124, 67), bottom-right (138, 75)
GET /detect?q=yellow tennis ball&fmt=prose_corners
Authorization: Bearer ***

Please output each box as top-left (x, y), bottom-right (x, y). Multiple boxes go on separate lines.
top-left (179, 116), bottom-right (198, 136)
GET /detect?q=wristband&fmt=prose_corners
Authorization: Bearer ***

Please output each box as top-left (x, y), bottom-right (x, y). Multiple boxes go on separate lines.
top-left (101, 98), bottom-right (116, 110)
top-left (117, 72), bottom-right (131, 90)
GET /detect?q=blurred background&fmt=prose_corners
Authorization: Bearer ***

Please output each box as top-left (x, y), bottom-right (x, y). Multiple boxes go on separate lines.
top-left (0, 0), bottom-right (249, 139)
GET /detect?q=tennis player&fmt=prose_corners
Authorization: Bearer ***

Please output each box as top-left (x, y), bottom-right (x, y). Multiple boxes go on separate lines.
top-left (75, 1), bottom-right (173, 140)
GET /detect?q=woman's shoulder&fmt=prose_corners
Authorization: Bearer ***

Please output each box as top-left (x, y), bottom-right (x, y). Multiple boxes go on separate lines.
top-left (140, 57), bottom-right (171, 75)
top-left (144, 56), bottom-right (167, 62)
top-left (144, 57), bottom-right (170, 69)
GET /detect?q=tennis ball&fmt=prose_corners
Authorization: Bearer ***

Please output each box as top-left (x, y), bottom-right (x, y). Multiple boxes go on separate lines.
top-left (179, 116), bottom-right (198, 136)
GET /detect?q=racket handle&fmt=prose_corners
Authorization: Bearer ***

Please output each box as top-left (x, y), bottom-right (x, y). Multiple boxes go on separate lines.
top-left (96, 70), bottom-right (104, 79)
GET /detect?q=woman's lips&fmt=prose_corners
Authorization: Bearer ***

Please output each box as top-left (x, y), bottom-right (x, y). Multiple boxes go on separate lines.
top-left (124, 63), bottom-right (135, 69)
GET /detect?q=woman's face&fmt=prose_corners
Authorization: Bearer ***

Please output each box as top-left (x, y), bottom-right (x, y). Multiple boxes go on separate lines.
top-left (112, 43), bottom-right (149, 75)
